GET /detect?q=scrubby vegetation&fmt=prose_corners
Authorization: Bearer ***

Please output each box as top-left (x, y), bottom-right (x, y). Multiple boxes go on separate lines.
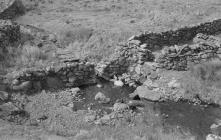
top-left (181, 59), bottom-right (221, 104)
top-left (0, 44), bottom-right (54, 72)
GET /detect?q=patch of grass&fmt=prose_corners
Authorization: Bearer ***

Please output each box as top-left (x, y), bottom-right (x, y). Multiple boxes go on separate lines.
top-left (0, 44), bottom-right (54, 72)
top-left (181, 59), bottom-right (221, 104)
top-left (74, 120), bottom-right (195, 140)
top-left (190, 59), bottom-right (221, 87)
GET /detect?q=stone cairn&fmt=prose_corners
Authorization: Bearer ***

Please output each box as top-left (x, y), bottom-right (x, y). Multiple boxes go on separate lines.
top-left (156, 33), bottom-right (221, 70)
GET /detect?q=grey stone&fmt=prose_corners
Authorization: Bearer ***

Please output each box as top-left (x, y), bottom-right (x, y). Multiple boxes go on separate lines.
top-left (114, 80), bottom-right (124, 87)
top-left (113, 103), bottom-right (129, 112)
top-left (0, 91), bottom-right (9, 103)
top-left (134, 86), bottom-right (161, 101)
top-left (12, 79), bottom-right (20, 85)
top-left (95, 92), bottom-right (110, 104)
top-left (206, 134), bottom-right (221, 140)
top-left (12, 81), bottom-right (32, 91)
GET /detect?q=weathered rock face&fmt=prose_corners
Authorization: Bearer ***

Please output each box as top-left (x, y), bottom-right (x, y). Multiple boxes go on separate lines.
top-left (0, 20), bottom-right (21, 49)
top-left (0, 0), bottom-right (25, 19)
top-left (157, 33), bottom-right (221, 70)
top-left (7, 61), bottom-right (96, 92)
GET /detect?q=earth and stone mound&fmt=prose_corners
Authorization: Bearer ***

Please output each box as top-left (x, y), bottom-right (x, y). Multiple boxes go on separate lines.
top-left (0, 0), bottom-right (25, 19)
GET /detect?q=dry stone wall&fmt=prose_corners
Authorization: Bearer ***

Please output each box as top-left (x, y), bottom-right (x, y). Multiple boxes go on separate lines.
top-left (132, 19), bottom-right (221, 51)
top-left (97, 18), bottom-right (221, 80)
top-left (157, 33), bottom-right (221, 70)
top-left (8, 61), bottom-right (96, 92)
top-left (96, 40), bottom-right (153, 80)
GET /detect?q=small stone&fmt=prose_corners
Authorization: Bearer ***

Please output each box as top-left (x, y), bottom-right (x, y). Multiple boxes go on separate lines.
top-left (85, 114), bottom-right (96, 122)
top-left (150, 71), bottom-right (158, 80)
top-left (96, 84), bottom-right (103, 88)
top-left (12, 81), bottom-right (32, 91)
top-left (12, 79), bottom-right (20, 85)
top-left (114, 80), bottom-right (124, 87)
top-left (113, 103), bottom-right (129, 112)
top-left (0, 91), bottom-right (9, 102)
top-left (95, 92), bottom-right (110, 104)
top-left (135, 65), bottom-right (141, 75)
top-left (48, 34), bottom-right (57, 42)
top-left (128, 35), bottom-right (136, 41)
top-left (140, 44), bottom-right (148, 49)
top-left (70, 87), bottom-right (80, 93)
top-left (129, 40), bottom-right (141, 45)
top-left (206, 134), bottom-right (221, 140)
top-left (168, 78), bottom-right (180, 89)
top-left (128, 100), bottom-right (145, 108)
top-left (134, 86), bottom-right (161, 101)
top-left (68, 77), bottom-right (76, 83)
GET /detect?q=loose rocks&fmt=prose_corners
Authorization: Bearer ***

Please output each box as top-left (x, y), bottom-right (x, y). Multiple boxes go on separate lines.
top-left (94, 92), bottom-right (110, 104)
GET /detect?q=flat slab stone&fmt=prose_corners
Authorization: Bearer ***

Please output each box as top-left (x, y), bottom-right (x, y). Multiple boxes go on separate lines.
top-left (134, 86), bottom-right (162, 101)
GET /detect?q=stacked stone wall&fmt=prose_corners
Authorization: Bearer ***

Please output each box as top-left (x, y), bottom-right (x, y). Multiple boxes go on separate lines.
top-left (97, 18), bottom-right (221, 80)
top-left (157, 33), bottom-right (221, 70)
top-left (8, 61), bottom-right (96, 92)
top-left (132, 19), bottom-right (221, 51)
top-left (96, 40), bottom-right (153, 79)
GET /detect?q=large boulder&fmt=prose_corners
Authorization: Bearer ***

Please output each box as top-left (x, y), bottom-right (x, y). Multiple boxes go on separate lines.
top-left (0, 0), bottom-right (25, 19)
